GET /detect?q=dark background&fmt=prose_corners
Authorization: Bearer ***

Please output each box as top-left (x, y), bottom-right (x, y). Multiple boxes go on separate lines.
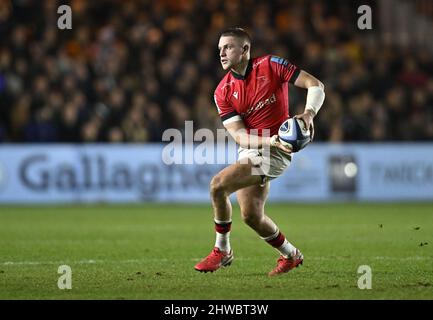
top-left (0, 0), bottom-right (432, 143)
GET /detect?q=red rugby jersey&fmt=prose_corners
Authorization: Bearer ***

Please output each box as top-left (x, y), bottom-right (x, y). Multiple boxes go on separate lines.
top-left (214, 55), bottom-right (300, 136)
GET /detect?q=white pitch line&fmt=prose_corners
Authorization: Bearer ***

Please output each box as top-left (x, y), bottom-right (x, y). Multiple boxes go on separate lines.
top-left (1, 256), bottom-right (432, 266)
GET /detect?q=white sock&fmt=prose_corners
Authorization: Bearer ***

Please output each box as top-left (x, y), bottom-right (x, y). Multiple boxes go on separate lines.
top-left (215, 232), bottom-right (231, 253)
top-left (214, 219), bottom-right (231, 253)
top-left (277, 239), bottom-right (297, 258)
top-left (261, 229), bottom-right (296, 258)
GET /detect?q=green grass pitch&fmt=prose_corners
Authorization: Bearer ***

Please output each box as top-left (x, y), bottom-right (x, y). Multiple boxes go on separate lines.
top-left (0, 203), bottom-right (432, 299)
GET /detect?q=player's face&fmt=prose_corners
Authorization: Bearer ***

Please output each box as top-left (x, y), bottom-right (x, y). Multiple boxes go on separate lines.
top-left (218, 36), bottom-right (245, 70)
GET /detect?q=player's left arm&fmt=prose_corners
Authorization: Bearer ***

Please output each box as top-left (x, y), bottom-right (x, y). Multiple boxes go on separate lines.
top-left (293, 71), bottom-right (325, 141)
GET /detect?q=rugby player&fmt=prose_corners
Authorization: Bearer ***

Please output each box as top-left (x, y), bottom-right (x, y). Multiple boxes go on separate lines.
top-left (194, 28), bottom-right (325, 276)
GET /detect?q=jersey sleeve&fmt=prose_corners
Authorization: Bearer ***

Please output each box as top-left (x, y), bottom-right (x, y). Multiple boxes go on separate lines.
top-left (269, 55), bottom-right (301, 84)
top-left (214, 91), bottom-right (242, 125)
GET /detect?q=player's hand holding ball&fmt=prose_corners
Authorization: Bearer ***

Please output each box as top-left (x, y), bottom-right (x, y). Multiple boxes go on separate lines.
top-left (294, 109), bottom-right (315, 142)
top-left (276, 111), bottom-right (314, 153)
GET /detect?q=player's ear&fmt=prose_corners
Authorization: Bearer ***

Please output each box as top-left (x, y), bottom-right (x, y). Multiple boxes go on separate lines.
top-left (243, 45), bottom-right (249, 53)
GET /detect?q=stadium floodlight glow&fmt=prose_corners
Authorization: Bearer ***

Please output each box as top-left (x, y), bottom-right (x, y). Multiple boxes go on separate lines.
top-left (344, 162), bottom-right (358, 178)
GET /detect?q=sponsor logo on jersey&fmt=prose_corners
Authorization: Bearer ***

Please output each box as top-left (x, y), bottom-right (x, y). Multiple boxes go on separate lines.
top-left (233, 91), bottom-right (238, 99)
top-left (240, 93), bottom-right (276, 118)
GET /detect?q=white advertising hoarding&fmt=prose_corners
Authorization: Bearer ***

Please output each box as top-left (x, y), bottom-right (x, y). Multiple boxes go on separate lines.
top-left (0, 143), bottom-right (432, 203)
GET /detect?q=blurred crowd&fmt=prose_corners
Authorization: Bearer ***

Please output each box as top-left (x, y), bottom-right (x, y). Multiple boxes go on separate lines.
top-left (0, 0), bottom-right (432, 143)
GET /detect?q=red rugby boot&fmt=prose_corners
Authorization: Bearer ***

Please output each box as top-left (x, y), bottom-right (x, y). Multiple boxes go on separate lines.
top-left (268, 249), bottom-right (303, 276)
top-left (194, 247), bottom-right (234, 273)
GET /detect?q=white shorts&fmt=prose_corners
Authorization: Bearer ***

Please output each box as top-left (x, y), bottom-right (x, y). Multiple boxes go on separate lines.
top-left (237, 146), bottom-right (292, 183)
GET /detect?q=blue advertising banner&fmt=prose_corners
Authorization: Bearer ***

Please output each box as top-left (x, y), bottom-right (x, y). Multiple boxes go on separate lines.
top-left (0, 144), bottom-right (432, 203)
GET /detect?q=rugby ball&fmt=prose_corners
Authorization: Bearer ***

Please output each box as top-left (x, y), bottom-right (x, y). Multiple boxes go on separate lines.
top-left (278, 118), bottom-right (311, 152)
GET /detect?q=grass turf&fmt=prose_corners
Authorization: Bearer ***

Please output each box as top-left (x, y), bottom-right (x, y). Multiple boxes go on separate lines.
top-left (0, 203), bottom-right (432, 299)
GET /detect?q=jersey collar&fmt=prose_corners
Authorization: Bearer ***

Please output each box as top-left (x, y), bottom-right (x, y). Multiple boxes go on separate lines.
top-left (230, 59), bottom-right (253, 80)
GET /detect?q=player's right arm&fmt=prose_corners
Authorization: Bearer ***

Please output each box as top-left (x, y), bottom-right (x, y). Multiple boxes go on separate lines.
top-left (214, 91), bottom-right (290, 152)
top-left (224, 119), bottom-right (292, 153)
